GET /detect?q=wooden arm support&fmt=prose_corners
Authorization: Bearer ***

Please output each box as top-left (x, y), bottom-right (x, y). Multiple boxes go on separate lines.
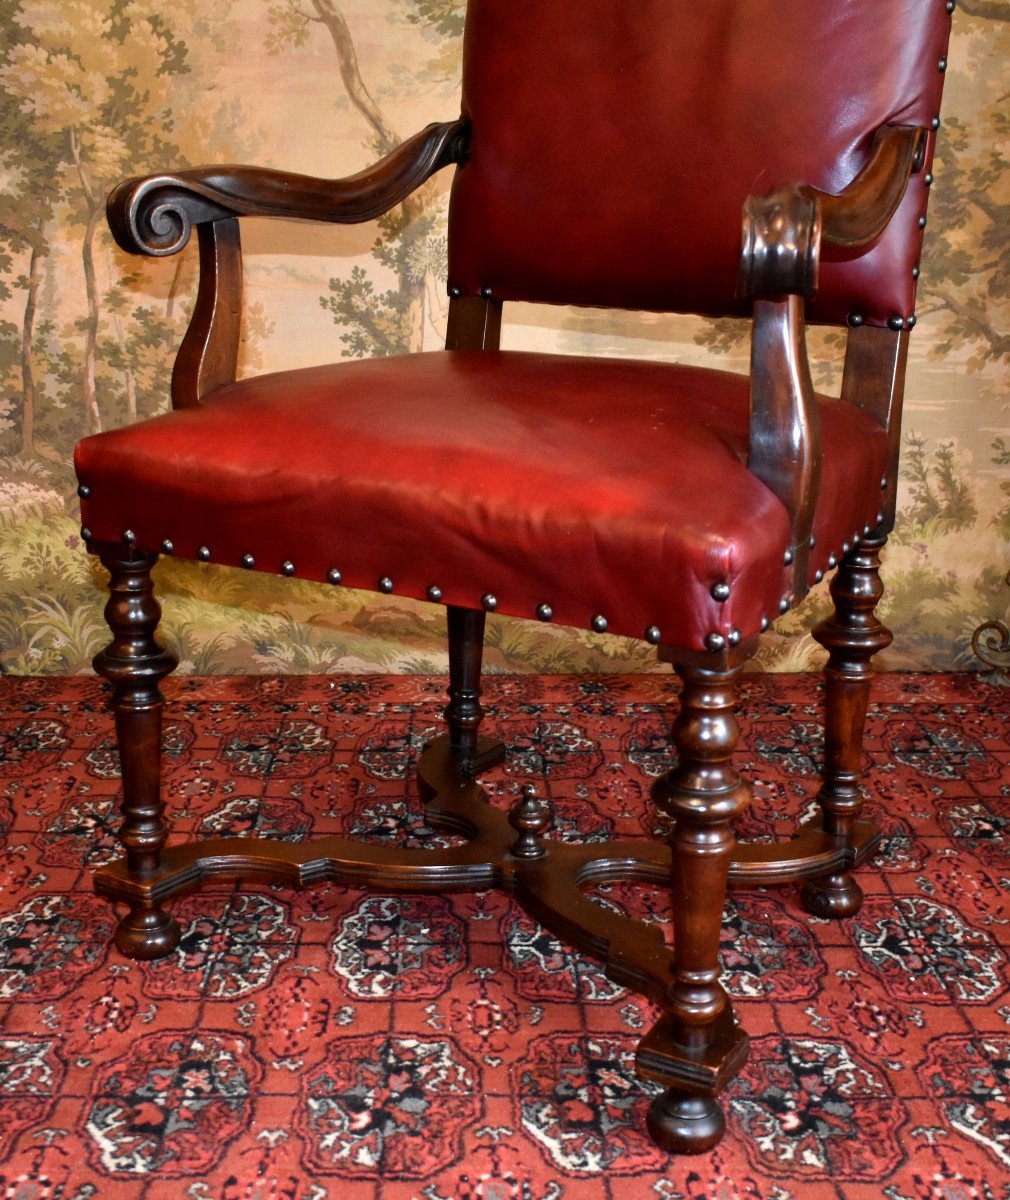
top-left (107, 119), bottom-right (469, 257)
top-left (107, 120), bottom-right (467, 408)
top-left (739, 125), bottom-right (926, 594)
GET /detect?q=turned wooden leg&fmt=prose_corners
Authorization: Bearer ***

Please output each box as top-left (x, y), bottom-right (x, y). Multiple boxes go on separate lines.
top-left (93, 546), bottom-right (180, 960)
top-left (646, 665), bottom-right (752, 1154)
top-left (444, 606), bottom-right (486, 760)
top-left (802, 534), bottom-right (892, 919)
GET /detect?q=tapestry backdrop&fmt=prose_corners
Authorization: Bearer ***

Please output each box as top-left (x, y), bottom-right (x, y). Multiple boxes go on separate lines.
top-left (0, 1), bottom-right (1007, 676)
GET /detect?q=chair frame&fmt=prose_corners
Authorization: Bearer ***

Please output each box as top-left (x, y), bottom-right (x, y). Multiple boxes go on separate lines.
top-left (87, 113), bottom-right (925, 1153)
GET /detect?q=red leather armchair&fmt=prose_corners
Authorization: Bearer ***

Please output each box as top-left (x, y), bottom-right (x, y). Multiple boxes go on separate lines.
top-left (74, 0), bottom-right (953, 1155)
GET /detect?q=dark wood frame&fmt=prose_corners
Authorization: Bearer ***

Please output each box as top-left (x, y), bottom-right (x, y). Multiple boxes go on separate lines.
top-left (90, 115), bottom-right (924, 1154)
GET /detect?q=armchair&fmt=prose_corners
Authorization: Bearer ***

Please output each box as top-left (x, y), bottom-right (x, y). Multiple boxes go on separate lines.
top-left (74, 0), bottom-right (953, 1156)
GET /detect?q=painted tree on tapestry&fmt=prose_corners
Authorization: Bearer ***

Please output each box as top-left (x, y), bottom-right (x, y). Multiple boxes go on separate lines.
top-left (0, 14), bottom-right (64, 462)
top-left (267, 0), bottom-right (462, 357)
top-left (3, 3), bottom-right (192, 438)
top-left (0, 1), bottom-right (261, 671)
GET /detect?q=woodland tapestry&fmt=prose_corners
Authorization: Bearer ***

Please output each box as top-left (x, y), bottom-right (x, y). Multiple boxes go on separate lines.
top-left (0, 0), bottom-right (1007, 676)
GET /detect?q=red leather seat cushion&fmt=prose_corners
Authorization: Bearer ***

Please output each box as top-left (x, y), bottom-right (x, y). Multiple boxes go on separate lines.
top-left (75, 351), bottom-right (889, 651)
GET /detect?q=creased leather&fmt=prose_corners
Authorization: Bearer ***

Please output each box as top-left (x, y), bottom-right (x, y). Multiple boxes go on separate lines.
top-left (448, 0), bottom-right (951, 326)
top-left (76, 352), bottom-right (889, 650)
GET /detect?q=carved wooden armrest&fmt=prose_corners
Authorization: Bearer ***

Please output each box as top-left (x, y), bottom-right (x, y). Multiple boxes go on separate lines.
top-left (107, 120), bottom-right (469, 257)
top-left (739, 125), bottom-right (926, 596)
top-left (106, 120), bottom-right (467, 409)
top-left (739, 125), bottom-right (927, 301)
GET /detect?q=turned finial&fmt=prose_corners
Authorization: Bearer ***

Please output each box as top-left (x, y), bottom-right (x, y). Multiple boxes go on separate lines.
top-left (508, 784), bottom-right (553, 859)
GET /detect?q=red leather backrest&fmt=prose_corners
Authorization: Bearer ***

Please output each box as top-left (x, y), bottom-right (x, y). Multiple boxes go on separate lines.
top-left (447, 1), bottom-right (952, 327)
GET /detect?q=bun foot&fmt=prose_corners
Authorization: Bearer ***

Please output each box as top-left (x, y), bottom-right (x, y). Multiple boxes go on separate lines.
top-left (646, 1089), bottom-right (726, 1155)
top-left (801, 871), bottom-right (863, 919)
top-left (114, 905), bottom-right (181, 960)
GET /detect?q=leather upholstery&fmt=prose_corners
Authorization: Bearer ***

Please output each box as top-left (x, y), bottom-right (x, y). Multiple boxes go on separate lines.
top-left (448, 0), bottom-right (951, 327)
top-left (76, 352), bottom-right (889, 652)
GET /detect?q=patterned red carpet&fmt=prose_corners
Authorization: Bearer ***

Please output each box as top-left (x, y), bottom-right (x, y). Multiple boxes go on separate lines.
top-left (0, 672), bottom-right (1007, 1200)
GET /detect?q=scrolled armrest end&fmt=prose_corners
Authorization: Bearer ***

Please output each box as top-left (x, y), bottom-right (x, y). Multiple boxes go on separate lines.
top-left (107, 177), bottom-right (233, 258)
top-left (739, 185), bottom-right (822, 302)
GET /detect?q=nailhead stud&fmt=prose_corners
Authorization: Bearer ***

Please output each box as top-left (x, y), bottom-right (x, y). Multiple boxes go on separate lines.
top-left (122, 529), bottom-right (136, 545)
top-left (328, 568), bottom-right (343, 585)
top-left (644, 624), bottom-right (662, 645)
top-left (591, 614), bottom-right (608, 634)
top-left (808, 535), bottom-right (816, 549)
top-left (705, 631), bottom-right (726, 652)
top-left (481, 286), bottom-right (493, 299)
top-left (241, 553), bottom-right (255, 569)
top-left (779, 596), bottom-right (790, 614)
top-left (280, 560), bottom-right (295, 576)
top-left (828, 553), bottom-right (837, 568)
top-left (888, 316), bottom-right (906, 331)
top-left (912, 266), bottom-right (920, 280)
top-left (814, 569), bottom-right (824, 583)
top-left (77, 484), bottom-right (91, 499)
top-left (864, 523), bottom-right (873, 535)
top-left (853, 532), bottom-right (861, 545)
top-left (908, 314), bottom-right (917, 329)
top-left (930, 116), bottom-right (941, 131)
top-left (449, 286), bottom-right (461, 298)
top-left (847, 312), bottom-right (864, 328)
top-left (760, 615), bottom-right (770, 632)
top-left (842, 542), bottom-right (850, 555)
top-left (783, 548), bottom-right (794, 565)
top-left (81, 527), bottom-right (92, 541)
top-left (426, 584), bottom-right (442, 602)
top-left (197, 546), bottom-right (211, 561)
top-left (711, 582), bottom-right (731, 602)
top-left (727, 628), bottom-right (741, 647)
top-left (536, 603), bottom-right (553, 622)
top-left (918, 216), bottom-right (928, 229)
top-left (481, 592), bottom-right (498, 612)
top-left (378, 576), bottom-right (394, 593)
top-left (925, 173), bottom-right (934, 187)
top-left (881, 474), bottom-right (888, 489)
top-left (946, 0), bottom-right (955, 11)
top-left (161, 539), bottom-right (174, 555)
top-left (938, 56), bottom-right (947, 72)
